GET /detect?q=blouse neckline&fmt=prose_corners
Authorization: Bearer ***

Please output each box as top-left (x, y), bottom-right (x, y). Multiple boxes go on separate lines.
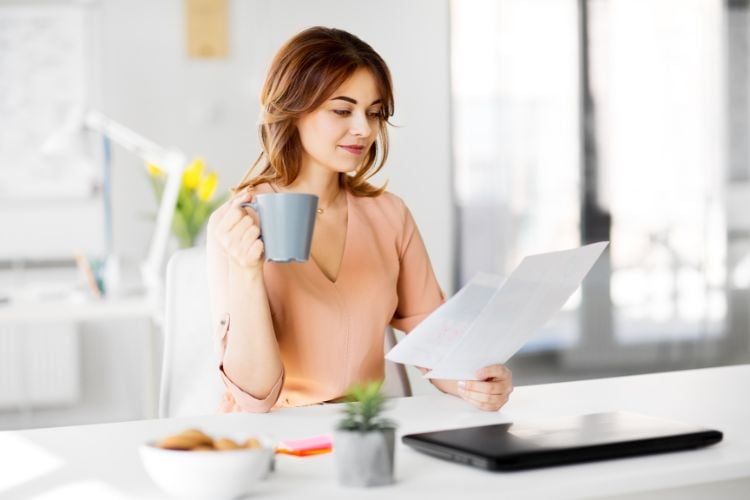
top-left (308, 188), bottom-right (351, 286)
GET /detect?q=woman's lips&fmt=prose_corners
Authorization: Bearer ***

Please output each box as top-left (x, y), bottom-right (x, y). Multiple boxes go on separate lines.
top-left (339, 145), bottom-right (365, 155)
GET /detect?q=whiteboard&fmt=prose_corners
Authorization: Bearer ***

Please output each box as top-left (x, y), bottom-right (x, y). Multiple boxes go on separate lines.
top-left (0, 2), bottom-right (104, 260)
top-left (0, 3), bottom-right (98, 200)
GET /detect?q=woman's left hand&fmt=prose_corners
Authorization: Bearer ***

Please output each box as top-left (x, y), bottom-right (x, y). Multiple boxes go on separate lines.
top-left (456, 364), bottom-right (513, 411)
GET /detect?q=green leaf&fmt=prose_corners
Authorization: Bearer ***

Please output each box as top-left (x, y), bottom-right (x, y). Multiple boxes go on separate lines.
top-left (171, 209), bottom-right (193, 248)
top-left (336, 380), bottom-right (395, 432)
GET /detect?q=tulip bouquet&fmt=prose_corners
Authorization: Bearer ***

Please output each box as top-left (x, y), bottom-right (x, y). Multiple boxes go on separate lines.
top-left (146, 157), bottom-right (227, 248)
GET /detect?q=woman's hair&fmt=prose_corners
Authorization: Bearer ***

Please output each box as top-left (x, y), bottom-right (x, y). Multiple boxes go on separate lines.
top-left (234, 26), bottom-right (394, 196)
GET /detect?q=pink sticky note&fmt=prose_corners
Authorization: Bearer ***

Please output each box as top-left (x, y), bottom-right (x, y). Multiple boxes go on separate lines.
top-left (277, 434), bottom-right (333, 453)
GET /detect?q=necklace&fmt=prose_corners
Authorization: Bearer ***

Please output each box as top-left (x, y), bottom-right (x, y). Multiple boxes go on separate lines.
top-left (316, 189), bottom-right (342, 216)
top-left (269, 183), bottom-right (342, 216)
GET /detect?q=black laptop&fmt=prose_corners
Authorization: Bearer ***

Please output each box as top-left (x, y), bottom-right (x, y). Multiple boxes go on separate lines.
top-left (402, 411), bottom-right (722, 471)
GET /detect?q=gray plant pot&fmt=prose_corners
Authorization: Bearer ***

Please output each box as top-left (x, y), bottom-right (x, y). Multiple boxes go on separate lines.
top-left (333, 428), bottom-right (396, 487)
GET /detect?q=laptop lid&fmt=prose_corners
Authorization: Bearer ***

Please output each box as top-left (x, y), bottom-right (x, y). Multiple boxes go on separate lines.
top-left (402, 411), bottom-right (723, 471)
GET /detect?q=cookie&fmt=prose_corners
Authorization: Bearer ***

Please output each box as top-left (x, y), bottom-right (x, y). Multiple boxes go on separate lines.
top-left (214, 438), bottom-right (242, 450)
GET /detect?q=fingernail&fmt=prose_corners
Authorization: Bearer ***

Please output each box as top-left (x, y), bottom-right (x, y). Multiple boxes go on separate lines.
top-left (457, 381), bottom-right (466, 392)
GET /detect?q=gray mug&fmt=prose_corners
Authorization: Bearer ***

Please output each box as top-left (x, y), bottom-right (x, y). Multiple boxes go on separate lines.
top-left (240, 193), bottom-right (318, 262)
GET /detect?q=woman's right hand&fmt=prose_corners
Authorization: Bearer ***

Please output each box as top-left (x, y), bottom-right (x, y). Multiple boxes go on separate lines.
top-left (209, 190), bottom-right (265, 272)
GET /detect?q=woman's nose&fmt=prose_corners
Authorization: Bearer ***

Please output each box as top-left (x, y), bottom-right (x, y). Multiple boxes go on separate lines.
top-left (350, 112), bottom-right (372, 137)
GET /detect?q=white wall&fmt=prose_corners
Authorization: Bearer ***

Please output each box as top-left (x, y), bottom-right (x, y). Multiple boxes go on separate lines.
top-left (1, 0), bottom-right (452, 427)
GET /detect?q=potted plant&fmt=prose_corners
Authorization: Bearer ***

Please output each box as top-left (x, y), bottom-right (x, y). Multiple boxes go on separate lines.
top-left (334, 380), bottom-right (397, 487)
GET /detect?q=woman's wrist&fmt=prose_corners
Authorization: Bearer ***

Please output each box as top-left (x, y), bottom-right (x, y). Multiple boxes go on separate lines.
top-left (417, 367), bottom-right (460, 397)
top-left (229, 260), bottom-right (264, 281)
top-left (430, 378), bottom-right (459, 397)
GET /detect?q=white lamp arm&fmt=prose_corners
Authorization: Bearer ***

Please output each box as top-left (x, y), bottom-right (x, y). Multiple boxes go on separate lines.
top-left (84, 110), bottom-right (186, 303)
top-left (142, 149), bottom-right (185, 299)
top-left (84, 111), bottom-right (172, 168)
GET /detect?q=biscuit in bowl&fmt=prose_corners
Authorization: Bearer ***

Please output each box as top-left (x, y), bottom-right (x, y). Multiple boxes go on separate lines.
top-left (140, 429), bottom-right (273, 499)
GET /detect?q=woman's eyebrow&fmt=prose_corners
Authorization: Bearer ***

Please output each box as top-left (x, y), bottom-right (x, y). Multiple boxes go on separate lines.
top-left (330, 96), bottom-right (382, 106)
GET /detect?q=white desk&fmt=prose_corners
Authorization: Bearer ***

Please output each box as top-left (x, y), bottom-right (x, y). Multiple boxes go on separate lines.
top-left (1, 365), bottom-right (748, 499)
top-left (0, 294), bottom-right (154, 323)
top-left (0, 264), bottom-right (157, 324)
top-left (0, 293), bottom-right (161, 419)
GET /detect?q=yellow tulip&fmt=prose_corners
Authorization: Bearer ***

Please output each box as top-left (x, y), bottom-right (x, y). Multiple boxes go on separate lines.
top-left (197, 171), bottom-right (218, 202)
top-left (182, 157), bottom-right (205, 190)
top-left (146, 163), bottom-right (164, 177)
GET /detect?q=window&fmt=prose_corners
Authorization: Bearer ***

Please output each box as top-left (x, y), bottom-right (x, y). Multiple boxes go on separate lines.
top-left (452, 0), bottom-right (730, 374)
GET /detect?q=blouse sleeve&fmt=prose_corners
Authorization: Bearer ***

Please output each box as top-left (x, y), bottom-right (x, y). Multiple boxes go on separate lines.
top-left (213, 311), bottom-right (285, 412)
top-left (207, 202), bottom-right (284, 413)
top-left (389, 201), bottom-right (445, 333)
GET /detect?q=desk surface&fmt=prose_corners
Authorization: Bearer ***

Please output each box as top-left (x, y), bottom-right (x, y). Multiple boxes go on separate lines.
top-left (0, 295), bottom-right (154, 323)
top-left (1, 365), bottom-right (748, 499)
top-left (0, 265), bottom-right (156, 323)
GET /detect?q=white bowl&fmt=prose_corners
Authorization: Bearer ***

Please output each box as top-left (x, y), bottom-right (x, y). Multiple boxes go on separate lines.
top-left (139, 441), bottom-right (274, 499)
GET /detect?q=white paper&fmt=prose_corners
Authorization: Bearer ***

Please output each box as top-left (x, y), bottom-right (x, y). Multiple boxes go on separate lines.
top-left (385, 241), bottom-right (609, 380)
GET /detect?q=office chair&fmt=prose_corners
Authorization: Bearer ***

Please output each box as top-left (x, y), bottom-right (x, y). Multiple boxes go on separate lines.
top-left (159, 247), bottom-right (411, 418)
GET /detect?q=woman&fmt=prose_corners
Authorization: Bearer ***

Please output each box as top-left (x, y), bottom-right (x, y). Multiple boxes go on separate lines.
top-left (207, 26), bottom-right (512, 412)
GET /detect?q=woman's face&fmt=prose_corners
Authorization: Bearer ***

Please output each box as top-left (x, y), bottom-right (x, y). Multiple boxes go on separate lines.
top-left (296, 68), bottom-right (382, 176)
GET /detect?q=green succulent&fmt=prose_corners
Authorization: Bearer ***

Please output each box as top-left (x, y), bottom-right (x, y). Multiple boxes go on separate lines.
top-left (336, 380), bottom-right (396, 432)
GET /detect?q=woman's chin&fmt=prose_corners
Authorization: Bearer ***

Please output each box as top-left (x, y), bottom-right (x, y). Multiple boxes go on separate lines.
top-left (331, 164), bottom-right (361, 175)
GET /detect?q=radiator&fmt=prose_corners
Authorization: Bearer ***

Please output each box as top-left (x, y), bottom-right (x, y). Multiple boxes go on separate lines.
top-left (0, 323), bottom-right (80, 410)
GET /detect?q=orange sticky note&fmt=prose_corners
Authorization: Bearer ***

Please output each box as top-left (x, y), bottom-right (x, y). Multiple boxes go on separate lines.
top-left (276, 435), bottom-right (333, 456)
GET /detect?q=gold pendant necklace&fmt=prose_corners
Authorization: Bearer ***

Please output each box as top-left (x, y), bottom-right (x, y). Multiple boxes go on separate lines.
top-left (316, 189), bottom-right (342, 216)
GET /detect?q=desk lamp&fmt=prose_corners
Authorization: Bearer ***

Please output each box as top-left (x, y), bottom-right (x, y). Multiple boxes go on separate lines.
top-left (83, 111), bottom-right (186, 305)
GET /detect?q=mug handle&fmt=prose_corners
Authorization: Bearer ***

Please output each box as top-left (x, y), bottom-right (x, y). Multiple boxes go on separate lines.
top-left (239, 201), bottom-right (262, 241)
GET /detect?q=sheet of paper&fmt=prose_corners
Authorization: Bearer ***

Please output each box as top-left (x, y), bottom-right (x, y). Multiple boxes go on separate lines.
top-left (385, 241), bottom-right (608, 380)
top-left (385, 273), bottom-right (505, 369)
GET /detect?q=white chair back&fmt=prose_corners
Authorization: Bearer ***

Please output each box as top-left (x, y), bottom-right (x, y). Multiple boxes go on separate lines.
top-left (159, 247), bottom-right (222, 418)
top-left (159, 248), bottom-right (411, 418)
top-left (382, 328), bottom-right (412, 398)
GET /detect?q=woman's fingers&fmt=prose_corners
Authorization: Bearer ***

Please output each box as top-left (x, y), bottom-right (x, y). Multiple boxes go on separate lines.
top-left (218, 191), bottom-right (253, 229)
top-left (475, 364), bottom-right (512, 382)
top-left (216, 198), bottom-right (264, 268)
top-left (247, 239), bottom-right (265, 262)
top-left (473, 399), bottom-right (509, 412)
top-left (461, 379), bottom-right (512, 395)
top-left (227, 218), bottom-right (256, 253)
top-left (459, 387), bottom-right (509, 405)
top-left (217, 203), bottom-right (246, 235)
top-left (457, 364), bottom-right (514, 411)
top-left (219, 192), bottom-right (258, 240)
top-left (239, 221), bottom-right (261, 246)
top-left (459, 386), bottom-right (510, 411)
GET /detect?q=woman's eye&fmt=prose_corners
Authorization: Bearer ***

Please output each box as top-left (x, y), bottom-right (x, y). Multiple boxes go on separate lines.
top-left (333, 109), bottom-right (351, 116)
top-left (367, 111), bottom-right (382, 119)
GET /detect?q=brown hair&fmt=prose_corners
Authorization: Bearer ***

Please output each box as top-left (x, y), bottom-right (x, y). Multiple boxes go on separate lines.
top-left (234, 27), bottom-right (394, 196)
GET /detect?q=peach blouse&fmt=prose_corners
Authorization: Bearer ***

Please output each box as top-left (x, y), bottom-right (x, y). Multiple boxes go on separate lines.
top-left (208, 183), bottom-right (443, 412)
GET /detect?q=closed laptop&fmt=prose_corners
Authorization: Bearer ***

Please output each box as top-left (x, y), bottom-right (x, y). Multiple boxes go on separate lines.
top-left (402, 411), bottom-right (723, 471)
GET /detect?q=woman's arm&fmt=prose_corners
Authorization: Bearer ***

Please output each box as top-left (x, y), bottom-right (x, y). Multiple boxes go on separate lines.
top-left (388, 195), bottom-right (513, 411)
top-left (207, 192), bottom-right (283, 408)
top-left (222, 261), bottom-right (283, 397)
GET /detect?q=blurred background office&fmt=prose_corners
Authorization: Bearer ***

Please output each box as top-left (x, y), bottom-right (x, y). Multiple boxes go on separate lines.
top-left (0, 0), bottom-right (747, 430)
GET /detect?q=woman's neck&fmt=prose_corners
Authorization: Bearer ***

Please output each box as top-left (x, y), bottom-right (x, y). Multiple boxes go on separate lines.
top-left (284, 170), bottom-right (342, 209)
